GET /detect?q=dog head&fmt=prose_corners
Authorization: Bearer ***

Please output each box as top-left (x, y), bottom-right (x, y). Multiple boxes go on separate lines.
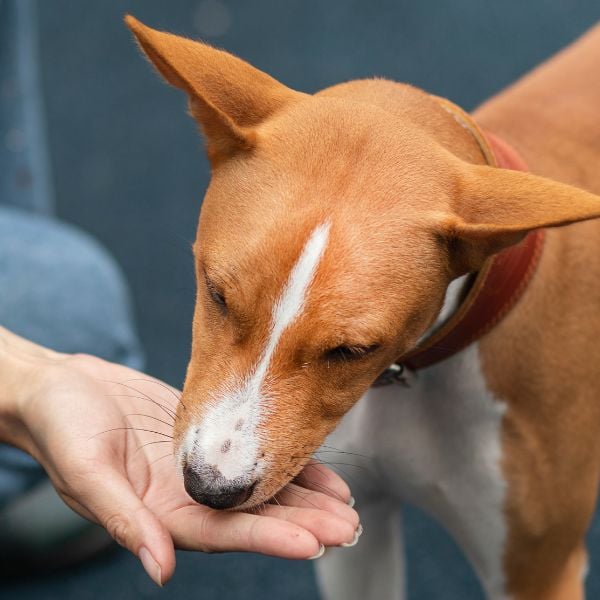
top-left (127, 16), bottom-right (600, 509)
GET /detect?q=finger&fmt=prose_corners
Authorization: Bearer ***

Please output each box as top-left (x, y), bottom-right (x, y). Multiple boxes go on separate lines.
top-left (164, 505), bottom-right (323, 559)
top-left (294, 461), bottom-right (352, 503)
top-left (273, 483), bottom-right (359, 526)
top-left (67, 467), bottom-right (175, 586)
top-left (251, 503), bottom-right (358, 547)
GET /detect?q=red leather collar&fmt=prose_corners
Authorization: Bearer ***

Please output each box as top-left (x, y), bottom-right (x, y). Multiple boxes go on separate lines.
top-left (373, 127), bottom-right (545, 384)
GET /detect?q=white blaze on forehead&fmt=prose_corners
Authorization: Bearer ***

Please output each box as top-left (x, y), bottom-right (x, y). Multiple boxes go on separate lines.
top-left (181, 221), bottom-right (331, 480)
top-left (250, 220), bottom-right (331, 393)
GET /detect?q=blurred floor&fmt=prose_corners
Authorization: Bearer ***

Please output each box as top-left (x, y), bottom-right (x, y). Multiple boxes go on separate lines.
top-left (4, 1), bottom-right (600, 598)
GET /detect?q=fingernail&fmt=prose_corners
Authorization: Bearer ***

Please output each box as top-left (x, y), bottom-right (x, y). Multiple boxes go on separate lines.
top-left (347, 496), bottom-right (355, 508)
top-left (308, 544), bottom-right (326, 560)
top-left (139, 546), bottom-right (162, 587)
top-left (341, 523), bottom-right (363, 548)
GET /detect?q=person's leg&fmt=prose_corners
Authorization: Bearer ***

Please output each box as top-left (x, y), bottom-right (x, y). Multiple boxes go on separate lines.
top-left (0, 207), bottom-right (145, 571)
top-left (0, 206), bottom-right (144, 507)
top-left (0, 207), bottom-right (143, 366)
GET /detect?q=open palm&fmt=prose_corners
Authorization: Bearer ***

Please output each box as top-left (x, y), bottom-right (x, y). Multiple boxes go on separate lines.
top-left (16, 351), bottom-right (358, 585)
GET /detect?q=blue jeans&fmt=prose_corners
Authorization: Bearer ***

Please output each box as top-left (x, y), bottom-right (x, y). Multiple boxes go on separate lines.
top-left (0, 0), bottom-right (144, 508)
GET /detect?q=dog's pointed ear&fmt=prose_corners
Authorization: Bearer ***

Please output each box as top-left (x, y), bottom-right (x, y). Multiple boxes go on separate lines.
top-left (125, 15), bottom-right (302, 163)
top-left (439, 164), bottom-right (600, 273)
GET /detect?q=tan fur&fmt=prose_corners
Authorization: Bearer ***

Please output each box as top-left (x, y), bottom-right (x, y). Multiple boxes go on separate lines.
top-left (127, 16), bottom-right (600, 598)
top-left (474, 25), bottom-right (600, 598)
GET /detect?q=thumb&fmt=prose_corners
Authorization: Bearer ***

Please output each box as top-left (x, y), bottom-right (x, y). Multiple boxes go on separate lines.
top-left (72, 469), bottom-right (175, 586)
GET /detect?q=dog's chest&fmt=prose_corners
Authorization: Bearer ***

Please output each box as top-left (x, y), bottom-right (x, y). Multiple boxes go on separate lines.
top-left (326, 344), bottom-right (509, 592)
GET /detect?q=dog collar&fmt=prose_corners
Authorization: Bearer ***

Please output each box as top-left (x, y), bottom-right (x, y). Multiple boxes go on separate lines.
top-left (373, 102), bottom-right (545, 385)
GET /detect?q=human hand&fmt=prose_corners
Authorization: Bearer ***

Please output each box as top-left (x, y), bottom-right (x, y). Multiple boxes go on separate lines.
top-left (0, 330), bottom-right (359, 585)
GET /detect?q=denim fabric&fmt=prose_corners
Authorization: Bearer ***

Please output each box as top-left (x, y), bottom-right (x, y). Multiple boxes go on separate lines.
top-left (0, 206), bottom-right (144, 507)
top-left (0, 206), bottom-right (144, 365)
top-left (0, 0), bottom-right (144, 508)
top-left (0, 0), bottom-right (54, 215)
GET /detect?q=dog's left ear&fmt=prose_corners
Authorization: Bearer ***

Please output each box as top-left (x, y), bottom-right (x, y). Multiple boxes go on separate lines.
top-left (125, 15), bottom-right (303, 163)
top-left (439, 164), bottom-right (600, 273)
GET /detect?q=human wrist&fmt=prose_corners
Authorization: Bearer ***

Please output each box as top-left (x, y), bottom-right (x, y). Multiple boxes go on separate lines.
top-left (0, 330), bottom-right (26, 447)
top-left (0, 326), bottom-right (58, 451)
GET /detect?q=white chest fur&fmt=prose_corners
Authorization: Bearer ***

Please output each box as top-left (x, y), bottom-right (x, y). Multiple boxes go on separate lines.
top-left (325, 344), bottom-right (509, 598)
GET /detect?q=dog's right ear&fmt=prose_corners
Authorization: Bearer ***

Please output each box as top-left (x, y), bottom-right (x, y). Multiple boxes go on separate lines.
top-left (125, 15), bottom-right (303, 163)
top-left (437, 163), bottom-right (600, 274)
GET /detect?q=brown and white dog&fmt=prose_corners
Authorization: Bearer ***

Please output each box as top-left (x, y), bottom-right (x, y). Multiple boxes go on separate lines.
top-left (127, 17), bottom-right (600, 600)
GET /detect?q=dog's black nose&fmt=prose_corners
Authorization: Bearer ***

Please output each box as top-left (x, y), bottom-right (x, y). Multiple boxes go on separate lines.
top-left (183, 464), bottom-right (255, 509)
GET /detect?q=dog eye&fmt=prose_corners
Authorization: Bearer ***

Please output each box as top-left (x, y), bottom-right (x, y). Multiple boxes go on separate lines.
top-left (204, 272), bottom-right (227, 312)
top-left (209, 287), bottom-right (226, 309)
top-left (324, 344), bottom-right (380, 362)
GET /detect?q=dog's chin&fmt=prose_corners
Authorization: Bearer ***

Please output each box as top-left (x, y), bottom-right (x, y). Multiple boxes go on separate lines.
top-left (229, 462), bottom-right (313, 511)
top-left (213, 451), bottom-right (315, 511)
top-left (227, 478), bottom-right (293, 511)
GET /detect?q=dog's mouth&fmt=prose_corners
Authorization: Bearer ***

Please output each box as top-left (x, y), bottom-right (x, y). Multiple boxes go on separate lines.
top-left (181, 450), bottom-right (314, 511)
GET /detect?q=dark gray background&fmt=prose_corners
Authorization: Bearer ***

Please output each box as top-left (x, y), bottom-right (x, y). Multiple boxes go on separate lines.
top-left (5, 1), bottom-right (600, 598)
